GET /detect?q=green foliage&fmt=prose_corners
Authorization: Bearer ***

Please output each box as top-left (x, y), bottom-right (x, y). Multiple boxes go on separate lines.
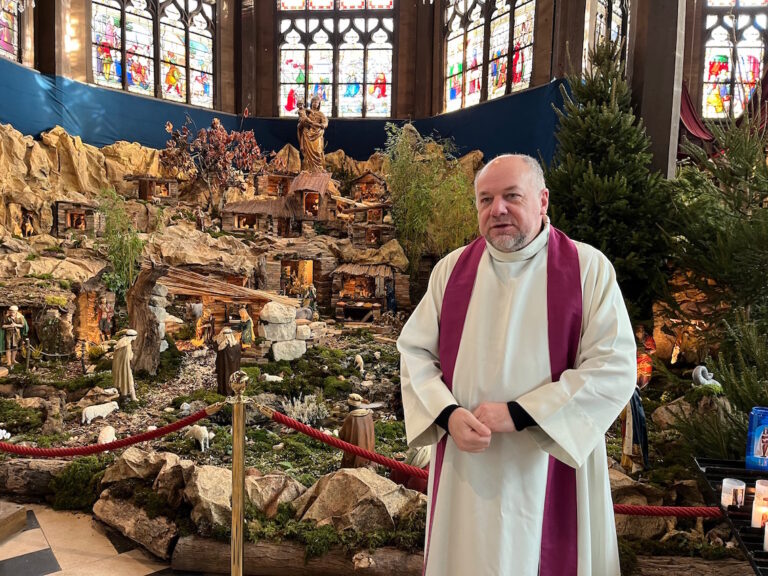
top-left (173, 323), bottom-right (196, 341)
top-left (44, 295), bottom-right (69, 308)
top-left (383, 123), bottom-right (478, 276)
top-left (671, 98), bottom-right (768, 328)
top-left (0, 399), bottom-right (43, 433)
top-left (545, 40), bottom-right (673, 322)
top-left (98, 189), bottom-right (145, 304)
top-left (246, 502), bottom-right (426, 559)
top-left (58, 280), bottom-right (71, 290)
top-left (672, 407), bottom-right (748, 461)
top-left (87, 345), bottom-right (106, 363)
top-left (52, 371), bottom-right (113, 393)
top-left (25, 253), bottom-right (38, 261)
top-left (49, 456), bottom-right (112, 511)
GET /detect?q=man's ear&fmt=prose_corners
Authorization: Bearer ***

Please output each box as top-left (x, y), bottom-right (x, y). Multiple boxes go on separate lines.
top-left (540, 188), bottom-right (550, 215)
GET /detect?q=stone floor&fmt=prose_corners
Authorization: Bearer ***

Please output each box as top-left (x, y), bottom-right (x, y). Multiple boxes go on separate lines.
top-left (0, 502), bottom-right (181, 576)
top-left (0, 500), bottom-right (756, 576)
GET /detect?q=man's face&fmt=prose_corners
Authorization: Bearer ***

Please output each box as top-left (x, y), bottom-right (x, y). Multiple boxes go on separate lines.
top-left (475, 157), bottom-right (549, 252)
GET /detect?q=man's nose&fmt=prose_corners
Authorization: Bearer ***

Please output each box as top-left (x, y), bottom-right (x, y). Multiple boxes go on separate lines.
top-left (490, 197), bottom-right (508, 216)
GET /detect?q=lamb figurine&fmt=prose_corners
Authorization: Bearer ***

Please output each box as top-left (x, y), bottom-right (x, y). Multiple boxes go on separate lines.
top-left (97, 425), bottom-right (116, 444)
top-left (354, 354), bottom-right (364, 375)
top-left (263, 373), bottom-right (284, 383)
top-left (82, 401), bottom-right (119, 424)
top-left (185, 425), bottom-right (215, 452)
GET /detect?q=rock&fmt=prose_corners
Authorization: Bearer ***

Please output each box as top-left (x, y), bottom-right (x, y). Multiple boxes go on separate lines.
top-left (272, 340), bottom-right (307, 362)
top-left (272, 443), bottom-right (284, 451)
top-left (0, 459), bottom-right (71, 497)
top-left (100, 140), bottom-right (160, 197)
top-left (13, 396), bottom-right (63, 435)
top-left (179, 402), bottom-right (191, 416)
top-left (164, 407), bottom-right (175, 413)
top-left (245, 472), bottom-right (306, 518)
top-left (152, 283), bottom-right (169, 298)
top-left (295, 325), bottom-right (311, 340)
top-left (258, 320), bottom-right (296, 342)
top-left (295, 307), bottom-right (313, 321)
top-left (260, 302), bottom-right (297, 324)
top-left (93, 491), bottom-right (177, 560)
top-left (293, 467), bottom-right (425, 533)
top-left (74, 386), bottom-right (120, 410)
top-left (651, 398), bottom-right (692, 430)
top-left (159, 339), bottom-right (169, 353)
top-left (40, 126), bottom-right (111, 196)
top-left (0, 367), bottom-right (8, 378)
top-left (361, 380), bottom-right (374, 388)
top-left (150, 296), bottom-right (169, 308)
top-left (309, 321), bottom-right (327, 332)
top-left (271, 144), bottom-right (301, 174)
top-left (102, 448), bottom-right (181, 485)
top-left (610, 468), bottom-right (667, 539)
top-left (183, 465), bottom-right (232, 531)
top-left (153, 459), bottom-right (195, 508)
top-left (150, 305), bottom-right (169, 323)
top-left (97, 425), bottom-right (116, 444)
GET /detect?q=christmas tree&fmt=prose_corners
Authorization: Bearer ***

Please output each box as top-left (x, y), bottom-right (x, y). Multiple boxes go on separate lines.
top-left (545, 41), bottom-right (673, 323)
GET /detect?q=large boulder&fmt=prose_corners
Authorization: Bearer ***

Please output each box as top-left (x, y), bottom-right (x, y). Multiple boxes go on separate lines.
top-left (258, 320), bottom-right (296, 342)
top-left (245, 472), bottom-right (306, 518)
top-left (124, 200), bottom-right (164, 233)
top-left (610, 468), bottom-right (668, 539)
top-left (101, 141), bottom-right (161, 197)
top-left (153, 459), bottom-right (195, 508)
top-left (93, 490), bottom-right (178, 560)
top-left (183, 465), bottom-right (232, 531)
top-left (73, 386), bottom-right (120, 410)
top-left (13, 396), bottom-right (64, 435)
top-left (259, 301), bottom-right (297, 324)
top-left (102, 448), bottom-right (181, 484)
top-left (293, 468), bottom-right (426, 533)
top-left (652, 394), bottom-right (732, 430)
top-left (272, 340), bottom-right (306, 362)
top-left (40, 126), bottom-right (110, 195)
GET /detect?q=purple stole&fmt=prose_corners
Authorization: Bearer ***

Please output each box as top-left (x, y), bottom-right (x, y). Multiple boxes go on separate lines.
top-left (425, 226), bottom-right (582, 576)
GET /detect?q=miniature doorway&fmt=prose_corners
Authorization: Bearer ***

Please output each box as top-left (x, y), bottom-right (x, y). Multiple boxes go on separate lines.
top-left (304, 192), bottom-right (320, 218)
top-left (280, 260), bottom-right (313, 296)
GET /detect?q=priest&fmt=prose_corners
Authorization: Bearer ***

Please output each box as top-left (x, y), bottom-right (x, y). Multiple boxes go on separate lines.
top-left (398, 154), bottom-right (636, 576)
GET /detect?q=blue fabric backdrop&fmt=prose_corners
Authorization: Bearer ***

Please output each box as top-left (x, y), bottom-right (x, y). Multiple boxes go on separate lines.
top-left (0, 57), bottom-right (563, 163)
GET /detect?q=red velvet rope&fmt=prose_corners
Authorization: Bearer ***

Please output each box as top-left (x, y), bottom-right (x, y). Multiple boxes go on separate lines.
top-left (270, 410), bottom-right (430, 478)
top-left (0, 401), bottom-right (726, 520)
top-left (0, 406), bottom-right (214, 458)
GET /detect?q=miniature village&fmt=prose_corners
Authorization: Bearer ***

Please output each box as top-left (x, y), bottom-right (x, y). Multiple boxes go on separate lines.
top-left (1, 53), bottom-right (768, 575)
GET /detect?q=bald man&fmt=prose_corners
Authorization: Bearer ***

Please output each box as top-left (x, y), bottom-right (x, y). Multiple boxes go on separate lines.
top-left (398, 155), bottom-right (635, 576)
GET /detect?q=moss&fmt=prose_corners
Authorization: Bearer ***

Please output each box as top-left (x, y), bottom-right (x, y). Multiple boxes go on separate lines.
top-left (135, 336), bottom-right (183, 384)
top-left (684, 384), bottom-right (723, 404)
top-left (45, 295), bottom-right (69, 308)
top-left (246, 501), bottom-right (426, 560)
top-left (25, 253), bottom-right (38, 261)
top-left (58, 279), bottom-right (71, 290)
top-left (17, 432), bottom-right (69, 447)
top-left (618, 537), bottom-right (639, 576)
top-left (87, 345), bottom-right (106, 362)
top-left (173, 324), bottom-right (196, 341)
top-left (49, 456), bottom-right (112, 511)
top-left (620, 534), bottom-right (743, 562)
top-left (374, 420), bottom-right (408, 459)
top-left (52, 371), bottom-right (113, 393)
top-left (0, 398), bottom-right (43, 434)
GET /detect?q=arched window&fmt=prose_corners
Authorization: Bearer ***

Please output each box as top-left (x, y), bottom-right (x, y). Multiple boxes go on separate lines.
top-left (277, 0), bottom-right (395, 118)
top-left (702, 1), bottom-right (767, 119)
top-left (594, 0), bottom-right (629, 49)
top-left (91, 0), bottom-right (215, 108)
top-left (444, 0), bottom-right (536, 112)
top-left (0, 2), bottom-right (21, 62)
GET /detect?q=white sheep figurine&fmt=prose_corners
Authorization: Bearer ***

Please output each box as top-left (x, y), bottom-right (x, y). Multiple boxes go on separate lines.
top-left (97, 425), bottom-right (116, 444)
top-left (82, 401), bottom-right (119, 425)
top-left (354, 354), bottom-right (364, 375)
top-left (185, 425), bottom-right (215, 452)
top-left (263, 373), bottom-right (284, 383)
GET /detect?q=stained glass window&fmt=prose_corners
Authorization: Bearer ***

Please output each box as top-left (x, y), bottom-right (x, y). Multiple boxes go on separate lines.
top-left (277, 0), bottom-right (395, 117)
top-left (702, 3), bottom-right (768, 118)
top-left (444, 0), bottom-right (536, 112)
top-left (592, 0), bottom-right (629, 58)
top-left (0, 2), bottom-right (20, 62)
top-left (91, 0), bottom-right (216, 109)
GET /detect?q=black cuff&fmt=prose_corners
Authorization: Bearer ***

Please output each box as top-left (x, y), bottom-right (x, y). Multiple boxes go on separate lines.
top-left (508, 401), bottom-right (536, 431)
top-left (435, 404), bottom-right (460, 434)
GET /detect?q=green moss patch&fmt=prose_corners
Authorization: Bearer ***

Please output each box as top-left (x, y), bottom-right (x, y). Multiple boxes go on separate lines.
top-left (0, 398), bottom-right (43, 434)
top-left (49, 455), bottom-right (113, 511)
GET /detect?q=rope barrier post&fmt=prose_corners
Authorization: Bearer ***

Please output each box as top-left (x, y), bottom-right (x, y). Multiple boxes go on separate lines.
top-left (25, 338), bottom-right (30, 373)
top-left (230, 373), bottom-right (248, 576)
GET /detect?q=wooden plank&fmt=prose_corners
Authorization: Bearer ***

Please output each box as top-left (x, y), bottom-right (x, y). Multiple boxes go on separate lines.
top-left (0, 502), bottom-right (27, 543)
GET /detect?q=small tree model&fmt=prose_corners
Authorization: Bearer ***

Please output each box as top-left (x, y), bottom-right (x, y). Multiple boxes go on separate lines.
top-left (161, 111), bottom-right (263, 212)
top-left (99, 189), bottom-right (145, 304)
top-left (383, 123), bottom-right (478, 278)
top-left (545, 41), bottom-right (673, 323)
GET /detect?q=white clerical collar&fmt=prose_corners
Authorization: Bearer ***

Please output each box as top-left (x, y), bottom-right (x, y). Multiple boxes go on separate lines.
top-left (485, 218), bottom-right (550, 263)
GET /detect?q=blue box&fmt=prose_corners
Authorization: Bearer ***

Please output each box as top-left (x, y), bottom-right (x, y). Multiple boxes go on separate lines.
top-left (747, 407), bottom-right (768, 471)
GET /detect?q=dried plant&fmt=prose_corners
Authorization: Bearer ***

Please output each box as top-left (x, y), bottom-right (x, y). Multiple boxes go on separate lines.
top-left (281, 393), bottom-right (329, 426)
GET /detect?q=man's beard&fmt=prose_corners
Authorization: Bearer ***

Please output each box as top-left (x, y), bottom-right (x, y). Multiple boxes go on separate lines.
top-left (486, 229), bottom-right (528, 252)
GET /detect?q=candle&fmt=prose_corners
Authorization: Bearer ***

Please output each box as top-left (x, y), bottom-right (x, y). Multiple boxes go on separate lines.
top-left (752, 480), bottom-right (768, 528)
top-left (721, 478), bottom-right (746, 508)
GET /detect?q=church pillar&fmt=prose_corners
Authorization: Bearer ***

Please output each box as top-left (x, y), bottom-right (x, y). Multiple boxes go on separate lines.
top-left (550, 0), bottom-right (588, 80)
top-left (634, 0), bottom-right (685, 178)
top-left (35, 0), bottom-right (88, 81)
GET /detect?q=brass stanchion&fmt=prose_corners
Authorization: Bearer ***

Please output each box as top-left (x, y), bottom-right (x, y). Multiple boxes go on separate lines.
top-left (229, 371), bottom-right (249, 576)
